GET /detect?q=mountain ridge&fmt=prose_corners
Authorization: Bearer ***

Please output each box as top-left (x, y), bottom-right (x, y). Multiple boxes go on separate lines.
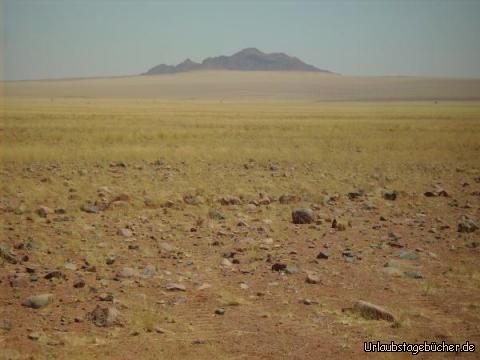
top-left (143, 48), bottom-right (332, 75)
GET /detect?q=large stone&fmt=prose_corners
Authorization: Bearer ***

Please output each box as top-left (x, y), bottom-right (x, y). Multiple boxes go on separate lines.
top-left (458, 216), bottom-right (478, 233)
top-left (351, 300), bottom-right (395, 322)
top-left (165, 283), bottom-right (186, 291)
top-left (292, 208), bottom-right (314, 224)
top-left (22, 294), bottom-right (53, 309)
top-left (89, 305), bottom-right (121, 327)
top-left (115, 267), bottom-right (137, 280)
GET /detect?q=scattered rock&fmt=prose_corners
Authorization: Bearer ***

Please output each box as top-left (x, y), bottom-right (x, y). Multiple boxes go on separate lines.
top-left (305, 271), bottom-right (321, 284)
top-left (143, 265), bottom-right (155, 278)
top-left (362, 202), bottom-right (377, 210)
top-left (36, 206), bottom-right (53, 218)
top-left (0, 243), bottom-right (17, 264)
top-left (184, 194), bottom-right (203, 205)
top-left (44, 270), bottom-right (66, 280)
top-left (424, 188), bottom-right (449, 197)
top-left (342, 250), bottom-right (359, 263)
top-left (383, 267), bottom-right (403, 277)
top-left (153, 326), bottom-right (168, 334)
top-left (128, 243), bottom-right (139, 250)
top-left (348, 300), bottom-right (395, 322)
top-left (382, 190), bottom-right (397, 201)
top-left (271, 263), bottom-right (287, 272)
top-left (117, 228), bottom-right (133, 238)
top-left (158, 241), bottom-right (178, 253)
top-left (111, 193), bottom-right (131, 203)
top-left (258, 192), bottom-right (271, 205)
top-left (8, 273), bottom-right (29, 288)
top-left (89, 305), bottom-right (122, 327)
top-left (63, 262), bottom-right (77, 271)
top-left (22, 294), bottom-right (53, 309)
top-left (221, 258), bottom-right (233, 267)
top-left (398, 250), bottom-right (418, 260)
top-left (115, 267), bottom-right (137, 280)
top-left (111, 161), bottom-right (126, 168)
top-left (262, 238), bottom-right (274, 245)
top-left (388, 231), bottom-right (402, 242)
top-left (220, 196), bottom-right (241, 205)
top-left (332, 219), bottom-right (348, 231)
top-left (197, 283), bottom-right (212, 291)
top-left (73, 279), bottom-right (86, 288)
top-left (208, 208), bottom-right (225, 220)
top-left (14, 205), bottom-right (26, 215)
top-left (98, 293), bottom-right (114, 302)
top-left (214, 308), bottom-right (225, 315)
top-left (405, 271), bottom-right (423, 279)
top-left (28, 332), bottom-right (41, 341)
top-left (292, 208), bottom-right (314, 224)
top-left (237, 219), bottom-right (248, 227)
top-left (348, 189), bottom-right (364, 200)
top-left (458, 216), bottom-right (478, 233)
top-left (81, 205), bottom-right (100, 214)
top-left (285, 265), bottom-right (299, 274)
top-left (165, 283), bottom-right (186, 291)
top-left (279, 194), bottom-right (298, 204)
top-left (106, 255), bottom-right (116, 265)
top-left (316, 251), bottom-right (329, 260)
top-left (0, 319), bottom-right (13, 331)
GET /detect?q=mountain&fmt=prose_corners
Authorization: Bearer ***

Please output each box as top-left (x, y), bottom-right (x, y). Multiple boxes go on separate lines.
top-left (143, 48), bottom-right (332, 75)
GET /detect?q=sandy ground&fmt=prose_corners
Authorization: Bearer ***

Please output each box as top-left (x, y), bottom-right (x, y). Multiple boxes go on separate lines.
top-left (2, 71), bottom-right (480, 101)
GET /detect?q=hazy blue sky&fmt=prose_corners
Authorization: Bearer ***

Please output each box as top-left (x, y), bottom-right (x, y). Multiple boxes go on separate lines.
top-left (2, 0), bottom-right (480, 80)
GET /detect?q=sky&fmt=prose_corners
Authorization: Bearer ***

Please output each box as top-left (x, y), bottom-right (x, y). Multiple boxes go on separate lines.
top-left (1, 0), bottom-right (480, 80)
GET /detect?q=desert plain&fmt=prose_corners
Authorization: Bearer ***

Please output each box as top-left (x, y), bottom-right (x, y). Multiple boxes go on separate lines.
top-left (1, 72), bottom-right (480, 359)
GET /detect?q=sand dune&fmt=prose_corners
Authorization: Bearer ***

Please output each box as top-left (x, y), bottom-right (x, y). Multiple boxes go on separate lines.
top-left (2, 71), bottom-right (480, 101)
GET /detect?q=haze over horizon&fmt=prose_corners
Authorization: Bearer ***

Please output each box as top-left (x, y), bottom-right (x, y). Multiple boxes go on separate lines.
top-left (1, 0), bottom-right (480, 81)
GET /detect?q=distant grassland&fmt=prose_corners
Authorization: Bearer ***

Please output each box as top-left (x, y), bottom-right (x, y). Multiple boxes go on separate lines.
top-left (1, 98), bottom-right (479, 164)
top-left (1, 98), bottom-right (479, 204)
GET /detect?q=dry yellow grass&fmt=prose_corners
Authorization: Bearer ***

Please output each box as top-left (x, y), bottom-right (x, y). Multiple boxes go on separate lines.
top-left (1, 97), bottom-right (479, 170)
top-left (0, 98), bottom-right (480, 164)
top-left (1, 97), bottom-right (479, 214)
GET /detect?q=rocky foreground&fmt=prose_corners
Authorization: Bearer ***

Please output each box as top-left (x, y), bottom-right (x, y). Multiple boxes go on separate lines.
top-left (1, 160), bottom-right (479, 359)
